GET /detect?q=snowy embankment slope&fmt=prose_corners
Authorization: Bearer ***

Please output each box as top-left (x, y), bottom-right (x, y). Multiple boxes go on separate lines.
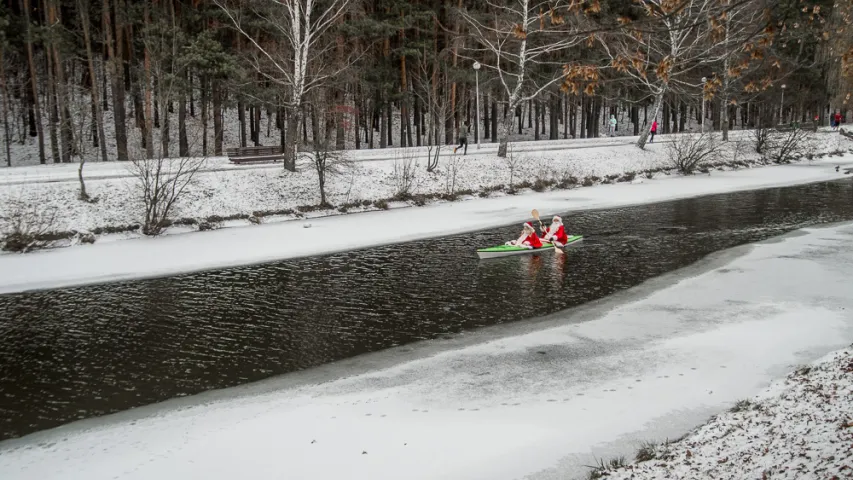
top-left (2, 223), bottom-right (853, 480)
top-left (604, 347), bottom-right (853, 480)
top-left (0, 135), bottom-right (653, 186)
top-left (0, 130), bottom-right (846, 236)
top-left (1, 157), bottom-right (852, 295)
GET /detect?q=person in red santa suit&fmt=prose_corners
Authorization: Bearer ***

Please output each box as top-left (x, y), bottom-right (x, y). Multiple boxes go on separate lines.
top-left (541, 215), bottom-right (569, 247)
top-left (506, 222), bottom-right (543, 249)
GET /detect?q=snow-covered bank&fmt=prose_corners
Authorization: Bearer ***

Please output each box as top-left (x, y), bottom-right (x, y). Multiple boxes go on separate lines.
top-left (2, 223), bottom-right (853, 480)
top-left (603, 347), bottom-right (853, 480)
top-left (0, 130), bottom-right (848, 244)
top-left (1, 160), bottom-right (852, 295)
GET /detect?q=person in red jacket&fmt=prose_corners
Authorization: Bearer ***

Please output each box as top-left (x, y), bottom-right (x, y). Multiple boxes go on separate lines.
top-left (542, 216), bottom-right (569, 247)
top-left (834, 112), bottom-right (842, 131)
top-left (506, 222), bottom-right (542, 249)
top-left (650, 120), bottom-right (658, 143)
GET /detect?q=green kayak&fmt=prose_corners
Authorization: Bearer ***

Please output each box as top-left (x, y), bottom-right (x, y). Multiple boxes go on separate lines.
top-left (477, 235), bottom-right (583, 259)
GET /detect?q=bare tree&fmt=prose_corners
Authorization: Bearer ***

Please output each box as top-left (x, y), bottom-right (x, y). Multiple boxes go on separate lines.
top-left (709, 0), bottom-right (770, 140)
top-left (215, 0), bottom-right (353, 171)
top-left (309, 146), bottom-right (350, 208)
top-left (445, 150), bottom-right (461, 196)
top-left (503, 145), bottom-right (521, 192)
top-left (67, 83), bottom-right (95, 201)
top-left (599, 0), bottom-right (769, 149)
top-left (308, 93), bottom-right (352, 207)
top-left (413, 45), bottom-right (450, 172)
top-left (127, 24), bottom-right (206, 236)
top-left (392, 150), bottom-right (419, 200)
top-left (462, 0), bottom-right (587, 157)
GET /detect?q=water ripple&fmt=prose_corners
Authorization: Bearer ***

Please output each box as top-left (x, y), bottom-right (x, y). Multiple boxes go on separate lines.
top-left (0, 180), bottom-right (852, 440)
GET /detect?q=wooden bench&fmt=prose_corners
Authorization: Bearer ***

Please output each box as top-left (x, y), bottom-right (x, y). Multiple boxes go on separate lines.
top-left (226, 146), bottom-right (286, 165)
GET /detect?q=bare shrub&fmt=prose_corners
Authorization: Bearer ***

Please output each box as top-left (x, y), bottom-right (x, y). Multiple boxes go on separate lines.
top-left (666, 132), bottom-right (721, 175)
top-left (444, 151), bottom-right (461, 196)
top-left (308, 144), bottom-right (351, 208)
top-left (503, 146), bottom-right (522, 193)
top-left (766, 129), bottom-right (810, 164)
top-left (730, 138), bottom-right (747, 166)
top-left (531, 160), bottom-right (555, 191)
top-left (585, 456), bottom-right (627, 479)
top-left (635, 441), bottom-right (658, 462)
top-left (752, 127), bottom-right (772, 154)
top-left (557, 167), bottom-right (579, 188)
top-left (426, 144), bottom-right (442, 173)
top-left (129, 154), bottom-right (206, 236)
top-left (392, 151), bottom-right (419, 200)
top-left (341, 167), bottom-right (357, 205)
top-left (1, 201), bottom-right (60, 252)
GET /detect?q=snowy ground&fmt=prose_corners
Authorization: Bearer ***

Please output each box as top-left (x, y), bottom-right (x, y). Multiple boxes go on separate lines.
top-left (2, 222), bottom-right (852, 480)
top-left (0, 129), bottom-right (849, 237)
top-left (1, 130), bottom-right (847, 234)
top-left (603, 347), bottom-right (853, 480)
top-left (1, 152), bottom-right (852, 295)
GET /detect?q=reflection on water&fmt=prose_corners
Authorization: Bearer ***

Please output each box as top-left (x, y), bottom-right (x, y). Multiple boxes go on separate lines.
top-left (1, 179), bottom-right (852, 440)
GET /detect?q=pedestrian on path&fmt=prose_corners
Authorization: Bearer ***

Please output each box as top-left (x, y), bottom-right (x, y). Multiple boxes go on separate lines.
top-left (608, 115), bottom-right (617, 137)
top-left (650, 120), bottom-right (658, 143)
top-left (454, 121), bottom-right (469, 155)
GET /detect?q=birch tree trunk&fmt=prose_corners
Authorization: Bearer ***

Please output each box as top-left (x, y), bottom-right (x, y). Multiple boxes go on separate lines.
top-left (637, 89), bottom-right (666, 149)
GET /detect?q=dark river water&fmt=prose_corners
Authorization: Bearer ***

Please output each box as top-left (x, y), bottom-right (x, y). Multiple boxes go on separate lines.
top-left (1, 179), bottom-right (852, 440)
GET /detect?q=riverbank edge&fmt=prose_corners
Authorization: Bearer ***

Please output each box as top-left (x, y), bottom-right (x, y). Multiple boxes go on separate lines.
top-left (587, 344), bottom-right (853, 479)
top-left (2, 140), bottom-right (850, 254)
top-left (1, 157), bottom-right (853, 295)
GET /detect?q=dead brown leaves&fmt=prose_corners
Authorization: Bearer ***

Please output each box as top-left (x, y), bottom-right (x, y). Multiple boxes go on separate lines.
top-left (704, 75), bottom-right (721, 100)
top-left (656, 56), bottom-right (673, 81)
top-left (584, 0), bottom-right (601, 14)
top-left (548, 8), bottom-right (565, 25)
top-left (561, 64), bottom-right (600, 95)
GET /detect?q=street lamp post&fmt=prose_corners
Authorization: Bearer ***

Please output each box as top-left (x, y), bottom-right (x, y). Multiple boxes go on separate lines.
top-left (780, 84), bottom-right (786, 124)
top-left (701, 77), bottom-right (707, 133)
top-left (473, 61), bottom-right (481, 149)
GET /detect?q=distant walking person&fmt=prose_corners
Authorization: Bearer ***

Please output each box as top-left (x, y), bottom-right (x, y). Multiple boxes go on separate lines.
top-left (834, 112), bottom-right (842, 131)
top-left (608, 115), bottom-right (617, 137)
top-left (454, 121), bottom-right (469, 155)
top-left (649, 120), bottom-right (658, 143)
